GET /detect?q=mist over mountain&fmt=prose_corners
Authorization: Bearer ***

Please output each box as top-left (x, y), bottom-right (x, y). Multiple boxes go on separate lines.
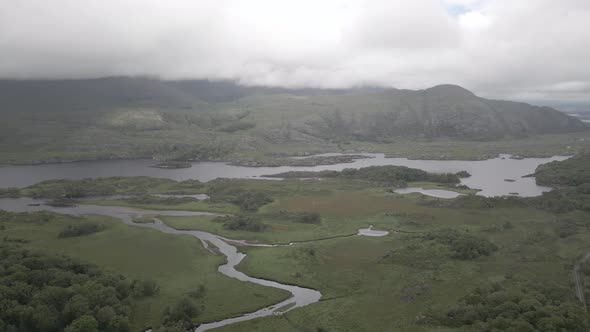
top-left (0, 77), bottom-right (585, 143)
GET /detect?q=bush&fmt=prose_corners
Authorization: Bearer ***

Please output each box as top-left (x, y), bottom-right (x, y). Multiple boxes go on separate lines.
top-left (295, 212), bottom-right (321, 224)
top-left (0, 244), bottom-right (144, 332)
top-left (58, 223), bottom-right (106, 238)
top-left (424, 229), bottom-right (497, 260)
top-left (456, 170), bottom-right (471, 178)
top-left (162, 297), bottom-right (200, 328)
top-left (131, 279), bottom-right (160, 297)
top-left (215, 215), bottom-right (267, 232)
top-left (432, 281), bottom-right (590, 331)
top-left (207, 184), bottom-right (274, 211)
top-left (187, 285), bottom-right (206, 299)
top-left (534, 152), bottom-right (590, 187)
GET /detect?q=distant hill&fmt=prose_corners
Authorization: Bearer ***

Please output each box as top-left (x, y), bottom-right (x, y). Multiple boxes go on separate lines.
top-left (0, 77), bottom-right (584, 140)
top-left (0, 77), bottom-right (586, 163)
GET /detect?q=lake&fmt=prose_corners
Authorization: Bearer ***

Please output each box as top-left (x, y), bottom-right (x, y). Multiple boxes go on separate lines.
top-left (0, 153), bottom-right (568, 197)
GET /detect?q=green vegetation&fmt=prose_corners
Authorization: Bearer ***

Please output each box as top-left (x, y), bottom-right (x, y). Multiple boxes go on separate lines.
top-left (432, 280), bottom-right (590, 331)
top-left (58, 222), bottom-right (107, 238)
top-left (424, 229), bottom-right (498, 260)
top-left (535, 151), bottom-right (590, 186)
top-left (24, 177), bottom-right (205, 199)
top-left (215, 215), bottom-right (267, 232)
top-left (3, 151), bottom-right (590, 331)
top-left (0, 210), bottom-right (289, 330)
top-left (0, 78), bottom-right (588, 164)
top-left (131, 214), bottom-right (156, 224)
top-left (0, 243), bottom-right (151, 332)
top-left (207, 183), bottom-right (274, 212)
top-left (265, 165), bottom-right (462, 186)
top-left (45, 197), bottom-right (79, 207)
top-left (122, 195), bottom-right (198, 206)
top-left (271, 211), bottom-right (322, 224)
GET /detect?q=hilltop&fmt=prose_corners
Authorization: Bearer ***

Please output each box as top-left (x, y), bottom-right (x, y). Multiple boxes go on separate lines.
top-left (0, 77), bottom-right (587, 163)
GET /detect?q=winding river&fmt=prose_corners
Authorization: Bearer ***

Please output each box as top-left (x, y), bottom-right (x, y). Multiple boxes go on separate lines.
top-left (0, 152), bottom-right (574, 329)
top-left (0, 197), bottom-right (324, 331)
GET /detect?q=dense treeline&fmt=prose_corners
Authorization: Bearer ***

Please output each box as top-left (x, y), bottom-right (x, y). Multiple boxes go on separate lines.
top-left (0, 244), bottom-right (159, 332)
top-left (535, 152), bottom-right (590, 187)
top-left (24, 177), bottom-right (204, 199)
top-left (264, 165), bottom-right (463, 186)
top-left (430, 281), bottom-right (590, 331)
top-left (437, 190), bottom-right (590, 214)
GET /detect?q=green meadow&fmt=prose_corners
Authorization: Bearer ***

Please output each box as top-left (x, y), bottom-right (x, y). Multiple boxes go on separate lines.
top-left (0, 212), bottom-right (289, 331)
top-left (2, 154), bottom-right (590, 331)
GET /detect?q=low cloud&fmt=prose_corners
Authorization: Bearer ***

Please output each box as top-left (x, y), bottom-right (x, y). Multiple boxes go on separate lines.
top-left (1, 0), bottom-right (590, 104)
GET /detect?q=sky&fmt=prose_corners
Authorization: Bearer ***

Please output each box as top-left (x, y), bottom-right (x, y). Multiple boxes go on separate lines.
top-left (1, 0), bottom-right (590, 106)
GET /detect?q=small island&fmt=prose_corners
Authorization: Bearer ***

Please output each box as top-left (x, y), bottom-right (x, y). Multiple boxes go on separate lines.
top-left (151, 161), bottom-right (192, 169)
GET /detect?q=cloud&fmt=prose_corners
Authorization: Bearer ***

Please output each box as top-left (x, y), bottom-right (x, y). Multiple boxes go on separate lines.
top-left (1, 0), bottom-right (590, 104)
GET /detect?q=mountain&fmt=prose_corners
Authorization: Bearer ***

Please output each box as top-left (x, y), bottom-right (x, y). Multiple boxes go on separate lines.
top-left (0, 77), bottom-right (586, 163)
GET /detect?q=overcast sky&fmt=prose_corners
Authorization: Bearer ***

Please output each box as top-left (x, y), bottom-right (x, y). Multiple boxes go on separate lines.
top-left (1, 0), bottom-right (590, 105)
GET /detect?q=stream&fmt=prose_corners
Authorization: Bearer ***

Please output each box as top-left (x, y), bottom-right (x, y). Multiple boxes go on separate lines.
top-left (0, 197), bottom-right (321, 331)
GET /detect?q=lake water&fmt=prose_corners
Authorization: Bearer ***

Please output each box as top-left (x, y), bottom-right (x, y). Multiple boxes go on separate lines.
top-left (0, 153), bottom-right (568, 197)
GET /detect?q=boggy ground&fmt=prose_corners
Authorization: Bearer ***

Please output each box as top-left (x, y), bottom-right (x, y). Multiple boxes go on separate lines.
top-left (4, 166), bottom-right (590, 331)
top-left (0, 212), bottom-right (289, 331)
top-left (137, 178), bottom-right (590, 331)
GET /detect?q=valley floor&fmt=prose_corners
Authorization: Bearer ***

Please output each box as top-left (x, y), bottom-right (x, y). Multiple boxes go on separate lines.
top-left (3, 172), bottom-right (590, 331)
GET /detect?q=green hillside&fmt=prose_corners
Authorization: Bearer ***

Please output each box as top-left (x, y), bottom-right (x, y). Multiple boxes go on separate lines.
top-left (0, 78), bottom-right (587, 163)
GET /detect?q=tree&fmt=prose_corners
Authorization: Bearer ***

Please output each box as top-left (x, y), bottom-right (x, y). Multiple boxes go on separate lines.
top-left (64, 315), bottom-right (98, 332)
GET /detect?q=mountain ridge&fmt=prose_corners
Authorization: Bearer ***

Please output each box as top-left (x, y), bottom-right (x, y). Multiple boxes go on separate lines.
top-left (0, 77), bottom-right (586, 156)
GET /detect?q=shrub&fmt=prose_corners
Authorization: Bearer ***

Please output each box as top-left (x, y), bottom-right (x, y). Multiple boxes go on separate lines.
top-left (58, 223), bottom-right (106, 238)
top-left (215, 215), bottom-right (267, 232)
top-left (424, 229), bottom-right (497, 260)
top-left (432, 281), bottom-right (590, 331)
top-left (162, 297), bottom-right (200, 328)
top-left (207, 184), bottom-right (274, 212)
top-left (0, 244), bottom-right (143, 332)
top-left (131, 279), bottom-right (160, 297)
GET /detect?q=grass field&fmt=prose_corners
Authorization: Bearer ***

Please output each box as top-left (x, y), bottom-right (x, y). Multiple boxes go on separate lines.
top-left (0, 213), bottom-right (289, 330)
top-left (156, 177), bottom-right (590, 331)
top-left (82, 198), bottom-right (238, 214)
top-left (3, 169), bottom-right (590, 331)
top-left (227, 206), bottom-right (590, 331)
